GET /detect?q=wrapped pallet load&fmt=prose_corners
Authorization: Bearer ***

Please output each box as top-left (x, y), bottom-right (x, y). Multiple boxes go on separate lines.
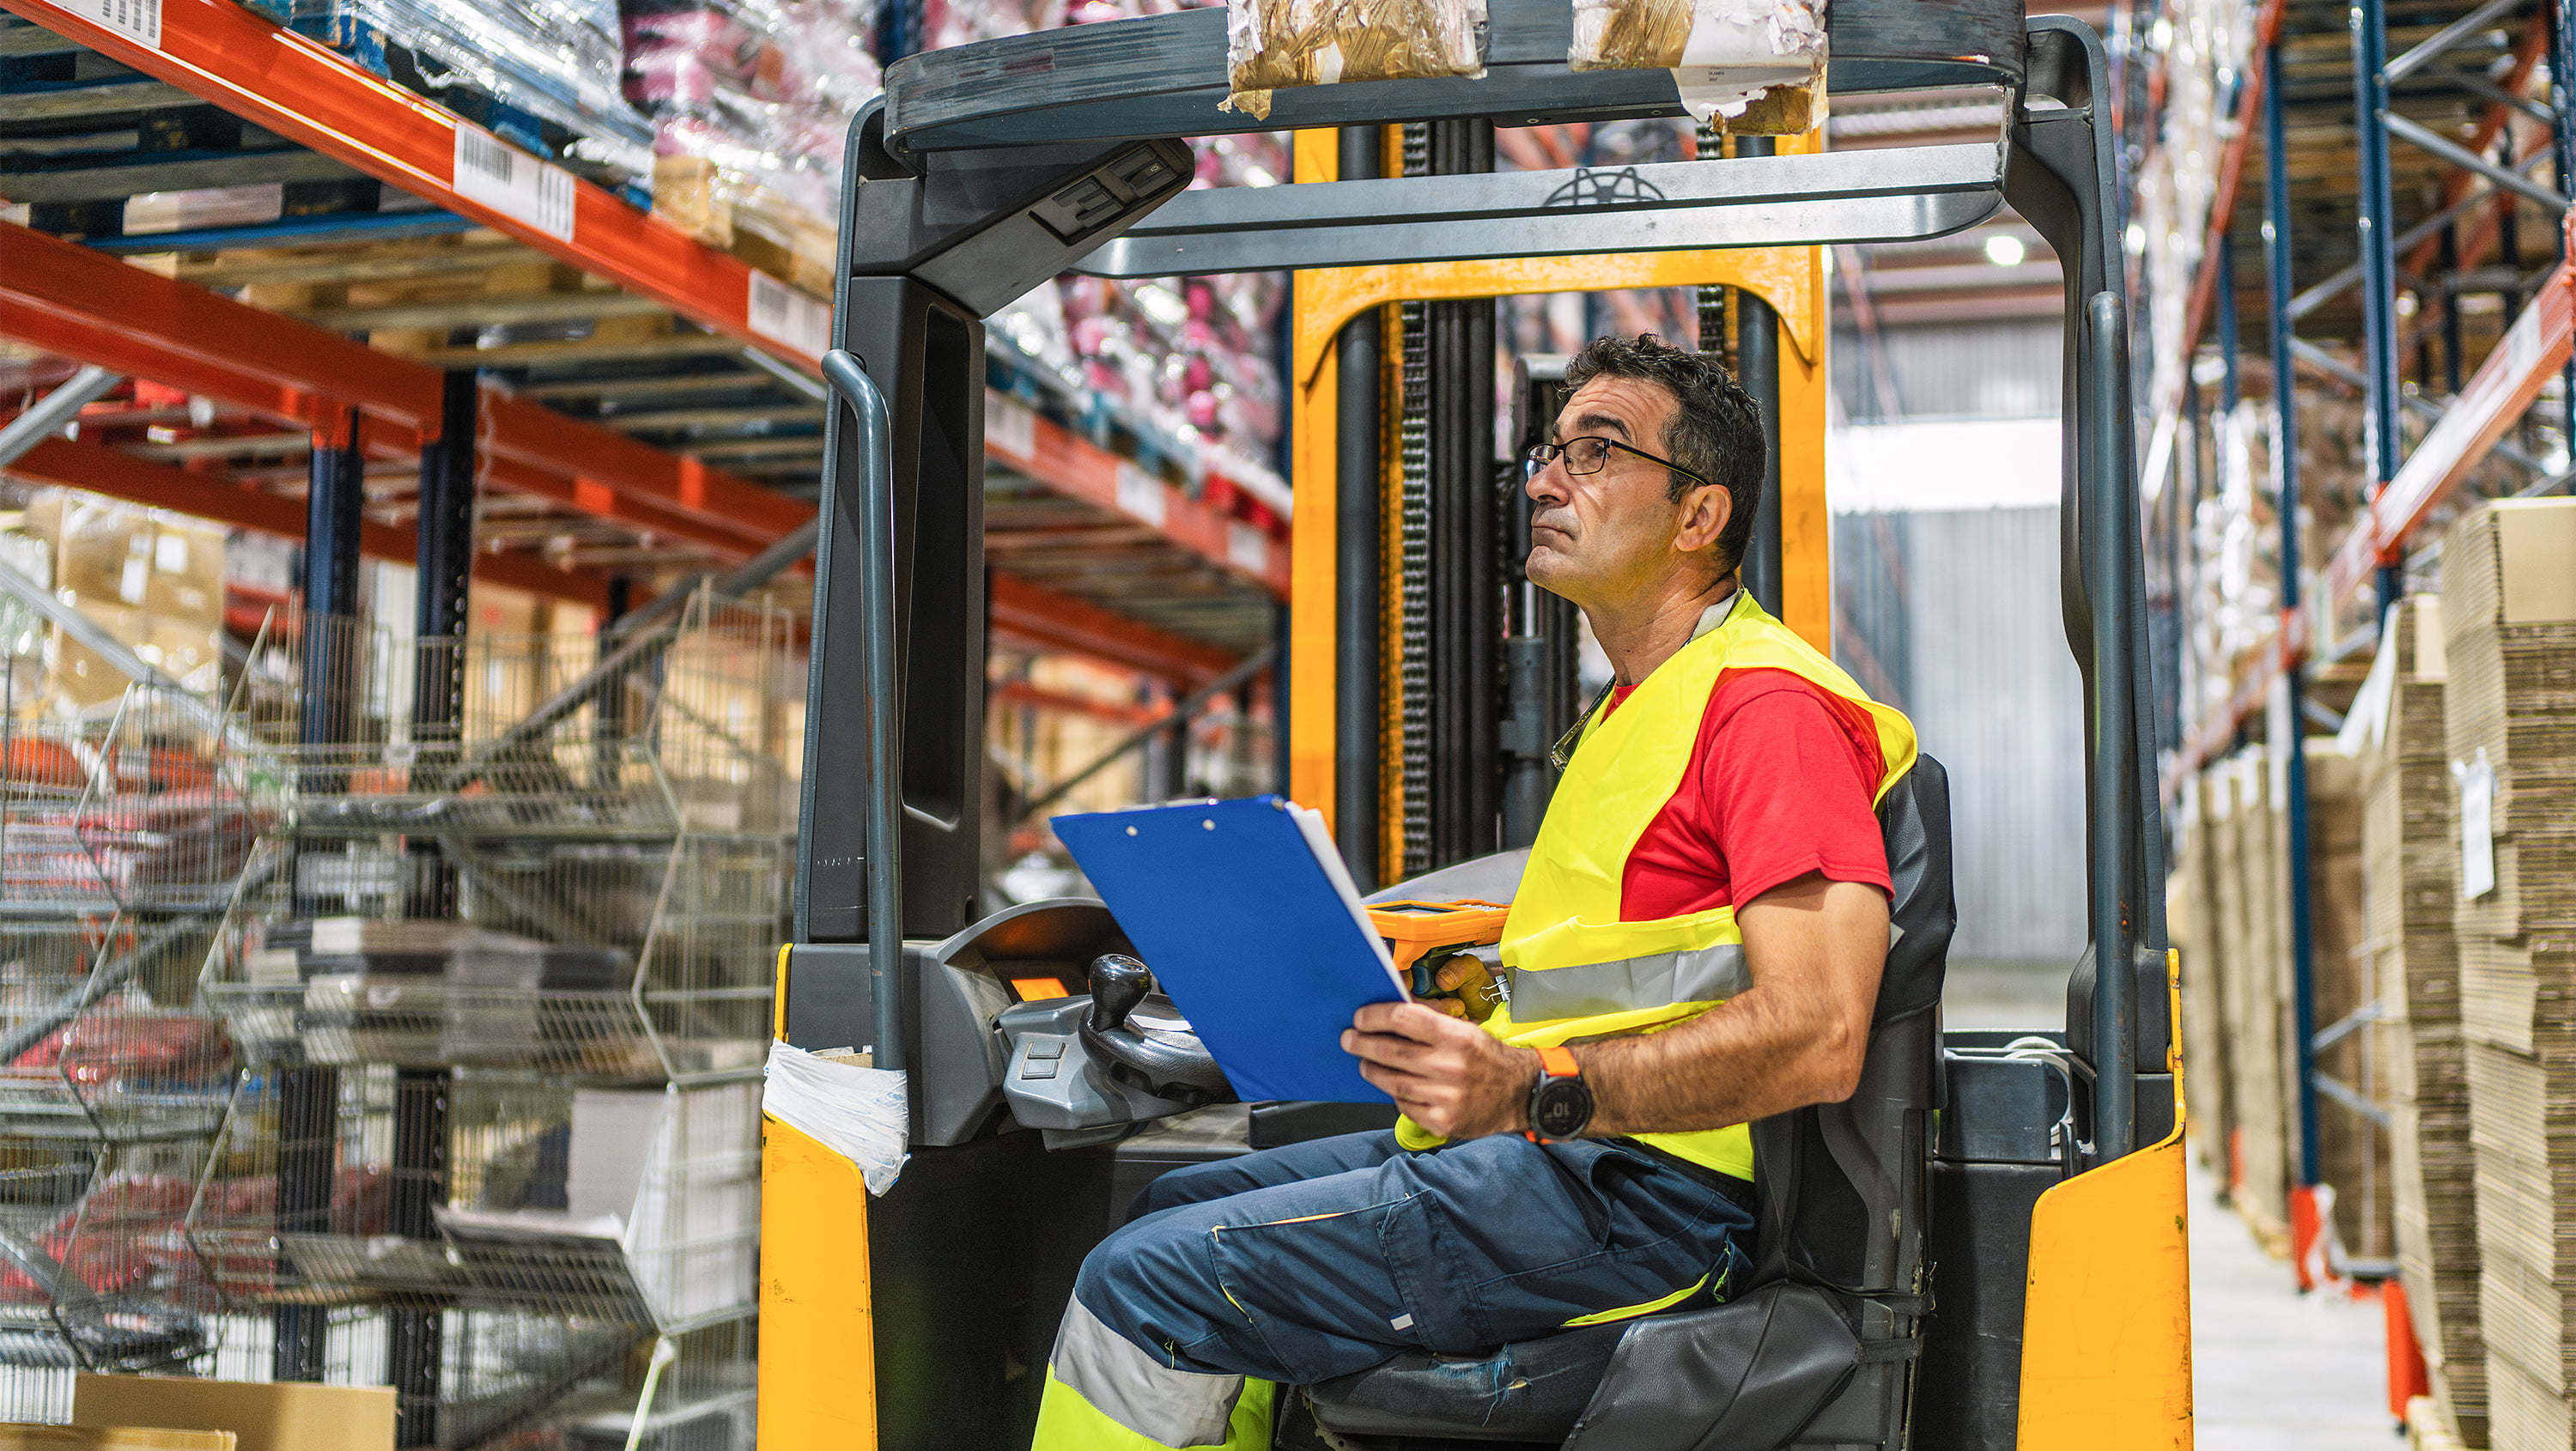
top-left (2355, 594), bottom-right (2487, 1448)
top-left (1224, 0), bottom-right (1487, 118)
top-left (1568, 0), bottom-right (1824, 130)
top-left (2441, 498), bottom-right (2576, 1451)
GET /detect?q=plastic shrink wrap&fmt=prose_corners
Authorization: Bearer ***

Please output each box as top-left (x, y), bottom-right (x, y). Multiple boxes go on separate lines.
top-left (1568, 0), bottom-right (1823, 129)
top-left (629, 0), bottom-right (882, 298)
top-left (1223, 0), bottom-right (1487, 119)
top-left (356, 0), bottom-right (650, 148)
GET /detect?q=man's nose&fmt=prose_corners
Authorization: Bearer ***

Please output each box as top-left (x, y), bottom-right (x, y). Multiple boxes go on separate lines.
top-left (1525, 458), bottom-right (1568, 507)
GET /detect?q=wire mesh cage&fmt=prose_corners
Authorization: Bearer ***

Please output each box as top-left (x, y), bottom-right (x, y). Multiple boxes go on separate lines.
top-left (0, 1133), bottom-right (222, 1394)
top-left (2, 686), bottom-right (260, 1141)
top-left (199, 593), bottom-right (794, 1085)
top-left (187, 1069), bottom-right (758, 1334)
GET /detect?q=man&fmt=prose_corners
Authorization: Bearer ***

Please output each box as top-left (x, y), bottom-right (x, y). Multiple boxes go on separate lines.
top-left (1032, 334), bottom-right (1917, 1451)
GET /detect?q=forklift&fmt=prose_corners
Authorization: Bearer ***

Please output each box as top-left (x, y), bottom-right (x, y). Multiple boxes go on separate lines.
top-left (764, 2), bottom-right (2187, 1447)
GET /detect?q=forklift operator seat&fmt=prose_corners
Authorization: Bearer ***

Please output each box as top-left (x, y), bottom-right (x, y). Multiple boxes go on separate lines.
top-left (1297, 756), bottom-right (1956, 1451)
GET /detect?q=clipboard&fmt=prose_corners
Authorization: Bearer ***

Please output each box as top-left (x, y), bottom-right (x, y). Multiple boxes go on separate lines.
top-left (1052, 796), bottom-right (1406, 1104)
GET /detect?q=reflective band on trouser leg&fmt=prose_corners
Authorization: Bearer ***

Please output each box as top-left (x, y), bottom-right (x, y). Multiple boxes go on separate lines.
top-left (1033, 1300), bottom-right (1275, 1450)
top-left (1504, 941), bottom-right (1751, 1021)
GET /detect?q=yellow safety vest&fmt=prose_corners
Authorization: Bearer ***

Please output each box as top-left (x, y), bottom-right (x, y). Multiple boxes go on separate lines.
top-left (1397, 590), bottom-right (1917, 1181)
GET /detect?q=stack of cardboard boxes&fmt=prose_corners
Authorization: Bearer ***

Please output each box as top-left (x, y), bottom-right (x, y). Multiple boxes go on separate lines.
top-left (16, 492), bottom-right (224, 716)
top-left (2370, 595), bottom-right (2488, 1445)
top-left (2445, 499), bottom-right (2576, 1451)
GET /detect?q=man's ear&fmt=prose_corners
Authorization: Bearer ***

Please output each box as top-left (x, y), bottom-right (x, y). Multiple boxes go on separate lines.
top-left (1674, 483), bottom-right (1732, 556)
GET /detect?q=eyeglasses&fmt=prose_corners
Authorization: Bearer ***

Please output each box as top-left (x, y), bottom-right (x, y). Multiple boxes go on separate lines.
top-left (1525, 435), bottom-right (1712, 490)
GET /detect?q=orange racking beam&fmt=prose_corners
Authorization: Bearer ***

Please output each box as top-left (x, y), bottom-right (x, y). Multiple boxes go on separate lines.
top-left (989, 573), bottom-right (1242, 691)
top-left (5, 434), bottom-right (609, 606)
top-left (0, 0), bottom-right (822, 371)
top-left (1, 219), bottom-right (803, 558)
top-left (987, 395), bottom-right (1294, 597)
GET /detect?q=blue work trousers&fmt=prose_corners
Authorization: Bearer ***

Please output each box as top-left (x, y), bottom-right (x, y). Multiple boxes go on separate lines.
top-left (1081, 1130), bottom-right (1754, 1387)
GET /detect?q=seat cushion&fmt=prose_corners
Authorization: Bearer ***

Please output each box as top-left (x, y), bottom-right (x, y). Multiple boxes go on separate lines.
top-left (1304, 1320), bottom-right (1629, 1443)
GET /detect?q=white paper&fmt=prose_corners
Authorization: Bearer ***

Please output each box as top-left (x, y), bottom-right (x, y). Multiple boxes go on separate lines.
top-left (1663, 0), bottom-right (1823, 124)
top-left (747, 270), bottom-right (830, 358)
top-left (1284, 800), bottom-right (1404, 987)
top-left (452, 125), bottom-right (575, 240)
top-left (2455, 749), bottom-right (2496, 901)
top-left (568, 1089), bottom-right (669, 1223)
top-left (763, 1040), bottom-right (910, 1195)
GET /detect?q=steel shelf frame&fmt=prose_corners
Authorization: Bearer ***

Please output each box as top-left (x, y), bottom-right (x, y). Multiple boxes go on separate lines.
top-left (2170, 0), bottom-right (2576, 778)
top-left (0, 0), bottom-right (821, 371)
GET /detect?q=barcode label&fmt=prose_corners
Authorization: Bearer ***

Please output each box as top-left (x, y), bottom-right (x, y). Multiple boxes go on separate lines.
top-left (1115, 462), bottom-right (1168, 526)
top-left (1227, 520), bottom-right (1268, 574)
top-left (747, 270), bottom-right (830, 357)
top-left (60, 0), bottom-right (159, 48)
top-left (987, 398), bottom-right (1036, 461)
top-left (452, 126), bottom-right (574, 240)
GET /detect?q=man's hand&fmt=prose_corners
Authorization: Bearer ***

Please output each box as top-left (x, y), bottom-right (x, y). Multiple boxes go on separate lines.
top-left (1410, 955), bottom-right (1504, 1023)
top-left (1343, 1003), bottom-right (1539, 1138)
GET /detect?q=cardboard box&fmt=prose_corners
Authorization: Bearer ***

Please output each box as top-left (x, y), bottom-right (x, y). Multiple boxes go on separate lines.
top-left (71, 1375), bottom-right (392, 1451)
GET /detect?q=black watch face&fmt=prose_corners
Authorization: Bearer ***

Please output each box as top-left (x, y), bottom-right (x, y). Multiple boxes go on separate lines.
top-left (1532, 1077), bottom-right (1594, 1139)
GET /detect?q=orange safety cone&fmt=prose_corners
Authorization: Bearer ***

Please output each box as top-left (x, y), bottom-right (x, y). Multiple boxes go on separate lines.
top-left (2288, 1182), bottom-right (2342, 1292)
top-left (2385, 1279), bottom-right (2430, 1421)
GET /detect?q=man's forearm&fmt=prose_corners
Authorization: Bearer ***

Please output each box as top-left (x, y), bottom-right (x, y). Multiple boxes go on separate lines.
top-left (1574, 984), bottom-right (1859, 1137)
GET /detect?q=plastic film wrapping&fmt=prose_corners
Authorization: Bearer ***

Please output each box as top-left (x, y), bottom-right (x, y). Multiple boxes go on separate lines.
top-left (626, 0), bottom-right (882, 296)
top-left (1223, 0), bottom-right (1487, 119)
top-left (358, 0), bottom-right (650, 148)
top-left (1568, 0), bottom-right (1824, 129)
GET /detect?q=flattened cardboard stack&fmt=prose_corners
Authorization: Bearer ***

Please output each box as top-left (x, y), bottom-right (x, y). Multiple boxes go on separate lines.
top-left (2173, 771), bottom-right (2237, 1176)
top-left (2311, 747), bottom-right (2393, 1261)
top-left (2445, 500), bottom-right (2576, 1451)
top-left (2216, 750), bottom-right (2297, 1248)
top-left (2369, 595), bottom-right (2487, 1446)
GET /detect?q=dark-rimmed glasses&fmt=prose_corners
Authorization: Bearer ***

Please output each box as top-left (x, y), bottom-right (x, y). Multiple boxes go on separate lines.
top-left (1524, 435), bottom-right (1712, 489)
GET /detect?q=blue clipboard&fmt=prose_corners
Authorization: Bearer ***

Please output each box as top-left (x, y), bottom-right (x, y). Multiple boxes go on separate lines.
top-left (1053, 796), bottom-right (1406, 1104)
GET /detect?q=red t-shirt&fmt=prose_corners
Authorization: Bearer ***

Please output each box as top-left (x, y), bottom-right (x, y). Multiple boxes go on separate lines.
top-left (1595, 666), bottom-right (1892, 920)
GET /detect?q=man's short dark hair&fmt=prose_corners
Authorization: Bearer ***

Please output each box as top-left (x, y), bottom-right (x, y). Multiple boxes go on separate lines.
top-left (1560, 333), bottom-right (1765, 574)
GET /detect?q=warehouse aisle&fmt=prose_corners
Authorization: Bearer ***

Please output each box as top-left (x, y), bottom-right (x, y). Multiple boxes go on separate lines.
top-left (2189, 1165), bottom-right (2397, 1448)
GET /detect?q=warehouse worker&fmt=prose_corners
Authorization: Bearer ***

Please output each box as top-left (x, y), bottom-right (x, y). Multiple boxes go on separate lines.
top-left (1031, 333), bottom-right (1917, 1451)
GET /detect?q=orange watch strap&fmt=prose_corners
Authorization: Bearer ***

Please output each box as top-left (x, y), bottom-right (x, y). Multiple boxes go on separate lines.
top-left (1535, 1044), bottom-right (1580, 1078)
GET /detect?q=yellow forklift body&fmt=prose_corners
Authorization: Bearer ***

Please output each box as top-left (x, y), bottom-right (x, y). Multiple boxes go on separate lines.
top-left (2015, 952), bottom-right (2193, 1448)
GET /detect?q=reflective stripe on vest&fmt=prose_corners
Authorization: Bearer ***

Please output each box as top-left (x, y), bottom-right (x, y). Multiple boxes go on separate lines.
top-left (1504, 939), bottom-right (1749, 1022)
top-left (1394, 590), bottom-right (1919, 1180)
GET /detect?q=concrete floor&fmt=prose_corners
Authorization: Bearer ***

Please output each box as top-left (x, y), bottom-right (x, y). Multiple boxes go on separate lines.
top-left (1941, 959), bottom-right (2395, 1446)
top-left (2187, 1161), bottom-right (2397, 1448)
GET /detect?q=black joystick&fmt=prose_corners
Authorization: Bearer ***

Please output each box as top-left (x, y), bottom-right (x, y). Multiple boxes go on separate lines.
top-left (1087, 953), bottom-right (1154, 1034)
top-left (1078, 952), bottom-right (1234, 1106)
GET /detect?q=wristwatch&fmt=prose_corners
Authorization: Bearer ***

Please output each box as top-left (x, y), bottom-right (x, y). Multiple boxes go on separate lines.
top-left (1524, 1045), bottom-right (1594, 1143)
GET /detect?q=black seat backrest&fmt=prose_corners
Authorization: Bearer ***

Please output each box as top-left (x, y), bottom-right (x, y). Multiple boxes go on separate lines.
top-left (1750, 753), bottom-right (1955, 1296)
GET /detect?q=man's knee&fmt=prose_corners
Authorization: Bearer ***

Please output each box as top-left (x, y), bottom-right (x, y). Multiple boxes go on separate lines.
top-left (1127, 1158), bottom-right (1238, 1221)
top-left (1077, 1201), bottom-right (1211, 1337)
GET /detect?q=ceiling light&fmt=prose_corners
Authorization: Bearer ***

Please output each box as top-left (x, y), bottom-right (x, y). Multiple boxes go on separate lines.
top-left (1984, 234), bottom-right (2026, 267)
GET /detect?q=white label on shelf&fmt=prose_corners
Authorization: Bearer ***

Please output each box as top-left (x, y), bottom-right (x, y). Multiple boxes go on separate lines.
top-left (747, 270), bottom-right (830, 358)
top-left (987, 397), bottom-right (1035, 462)
top-left (1115, 462), bottom-right (1167, 526)
top-left (1227, 520), bottom-right (1268, 574)
top-left (2455, 749), bottom-right (2496, 901)
top-left (60, 0), bottom-right (160, 49)
top-left (451, 125), bottom-right (574, 240)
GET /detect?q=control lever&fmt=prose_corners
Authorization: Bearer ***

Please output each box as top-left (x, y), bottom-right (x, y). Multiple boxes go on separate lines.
top-left (1087, 953), bottom-right (1154, 1034)
top-left (1078, 953), bottom-right (1234, 1106)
